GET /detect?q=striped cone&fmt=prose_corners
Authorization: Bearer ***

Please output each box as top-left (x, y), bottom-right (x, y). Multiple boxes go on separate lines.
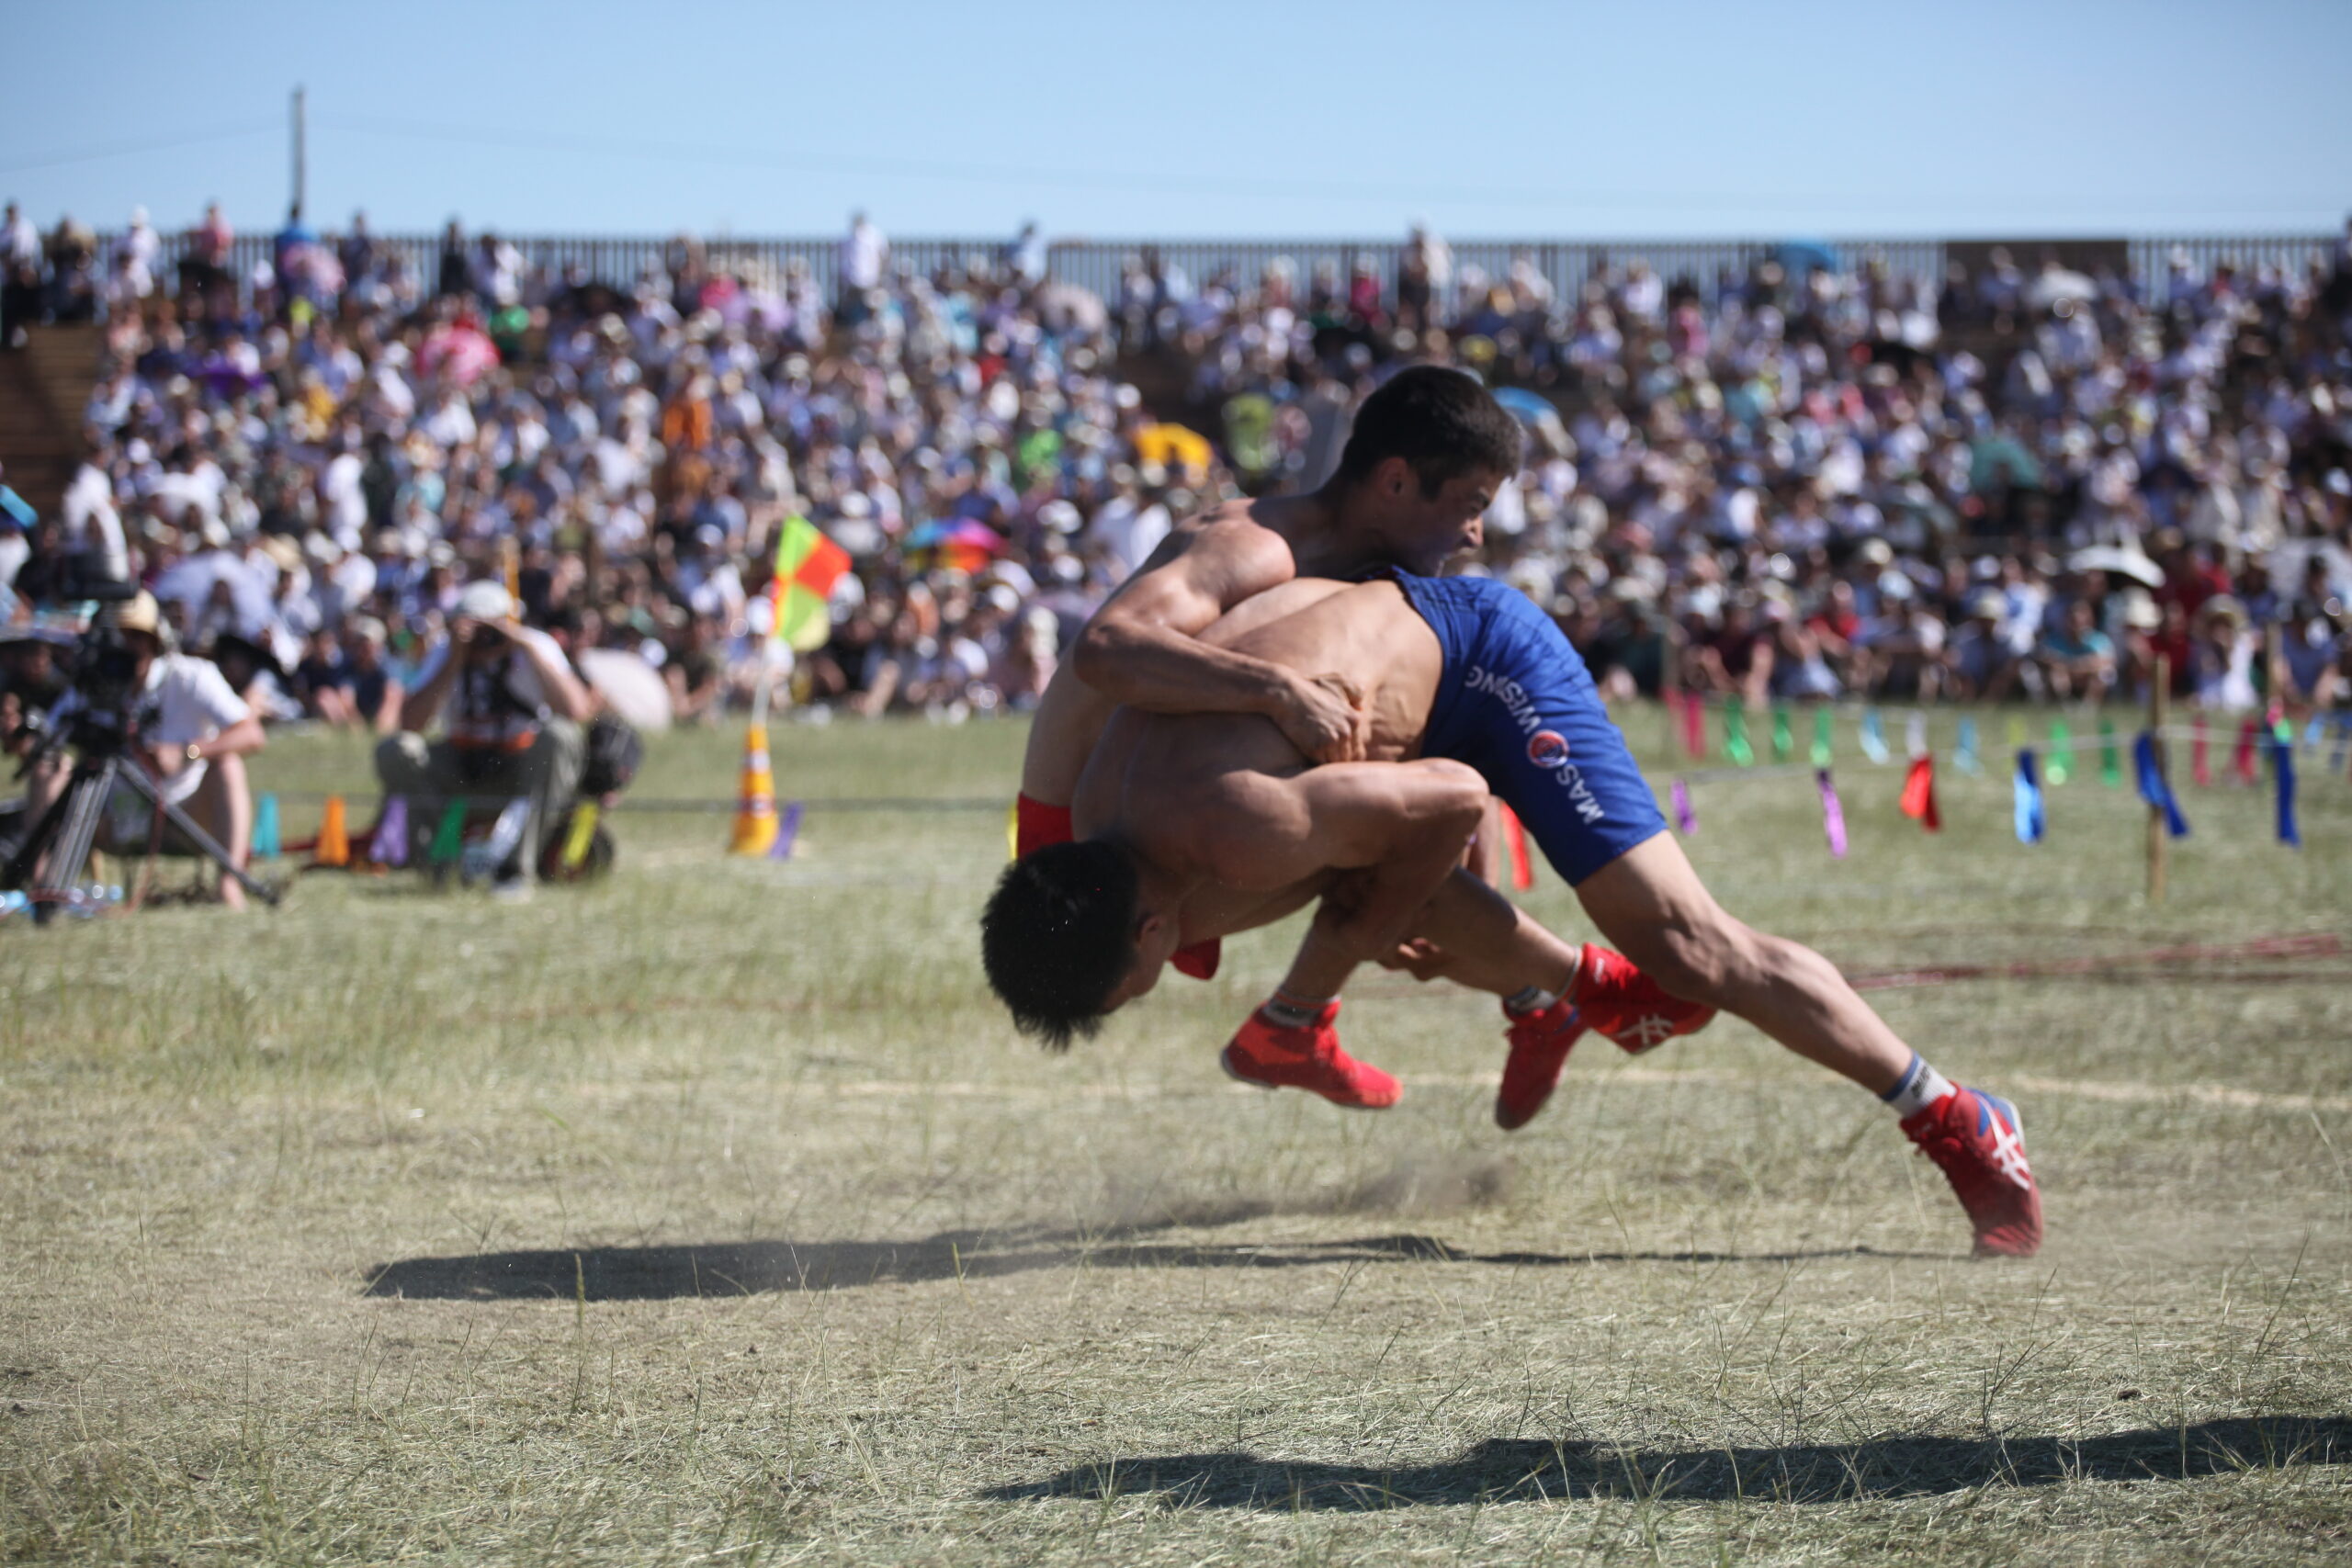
top-left (729, 724), bottom-right (779, 857)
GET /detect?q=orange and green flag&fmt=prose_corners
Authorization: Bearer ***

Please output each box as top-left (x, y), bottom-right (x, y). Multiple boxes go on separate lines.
top-left (771, 516), bottom-right (851, 652)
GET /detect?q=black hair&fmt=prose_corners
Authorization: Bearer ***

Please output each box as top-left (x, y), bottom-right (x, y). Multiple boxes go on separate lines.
top-left (979, 840), bottom-right (1141, 1051)
top-left (1331, 365), bottom-right (1523, 497)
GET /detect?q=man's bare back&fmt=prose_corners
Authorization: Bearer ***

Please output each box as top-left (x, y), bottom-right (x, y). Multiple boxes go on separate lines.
top-left (1023, 467), bottom-right (1493, 806)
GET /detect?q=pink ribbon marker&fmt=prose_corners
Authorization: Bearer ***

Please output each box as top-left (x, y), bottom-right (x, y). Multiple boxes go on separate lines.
top-left (1670, 777), bottom-right (1695, 834)
top-left (1816, 769), bottom-right (1849, 859)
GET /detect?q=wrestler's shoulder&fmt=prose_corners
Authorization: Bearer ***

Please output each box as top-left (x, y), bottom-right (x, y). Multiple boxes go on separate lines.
top-left (1160, 498), bottom-right (1298, 570)
top-left (1170, 495), bottom-right (1285, 541)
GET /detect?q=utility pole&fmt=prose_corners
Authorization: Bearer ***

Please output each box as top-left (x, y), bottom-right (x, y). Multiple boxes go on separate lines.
top-left (290, 85), bottom-right (306, 217)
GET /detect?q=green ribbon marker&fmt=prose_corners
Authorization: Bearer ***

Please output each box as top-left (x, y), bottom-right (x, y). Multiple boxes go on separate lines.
top-left (1770, 705), bottom-right (1792, 763)
top-left (2048, 720), bottom-right (2072, 785)
top-left (1724, 699), bottom-right (1754, 766)
top-left (428, 800), bottom-right (468, 864)
top-left (2099, 719), bottom-right (2122, 787)
top-left (1810, 707), bottom-right (1834, 768)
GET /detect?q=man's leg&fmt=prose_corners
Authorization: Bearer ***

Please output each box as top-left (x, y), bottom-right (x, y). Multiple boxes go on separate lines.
top-left (185, 754), bottom-right (254, 911)
top-left (1572, 830), bottom-right (1907, 1092)
top-left (1573, 831), bottom-right (2041, 1258)
top-left (522, 719), bottom-right (586, 866)
top-left (1228, 867), bottom-right (1586, 1113)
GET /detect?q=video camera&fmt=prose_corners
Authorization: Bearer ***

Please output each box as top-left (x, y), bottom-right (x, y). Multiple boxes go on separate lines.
top-left (6, 548), bottom-right (146, 767)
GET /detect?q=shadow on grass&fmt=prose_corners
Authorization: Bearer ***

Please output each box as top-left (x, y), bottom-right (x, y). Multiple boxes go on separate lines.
top-left (983, 1416), bottom-right (2352, 1508)
top-left (363, 1235), bottom-right (1935, 1301)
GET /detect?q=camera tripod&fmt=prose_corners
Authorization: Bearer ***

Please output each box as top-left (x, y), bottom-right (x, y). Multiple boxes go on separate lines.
top-left (4, 736), bottom-right (280, 924)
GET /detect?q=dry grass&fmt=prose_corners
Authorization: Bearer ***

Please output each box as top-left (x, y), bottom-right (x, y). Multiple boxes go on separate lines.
top-left (3, 711), bottom-right (2349, 1565)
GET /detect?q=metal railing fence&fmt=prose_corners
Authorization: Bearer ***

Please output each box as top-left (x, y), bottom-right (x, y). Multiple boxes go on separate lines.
top-left (76, 230), bottom-right (2338, 306)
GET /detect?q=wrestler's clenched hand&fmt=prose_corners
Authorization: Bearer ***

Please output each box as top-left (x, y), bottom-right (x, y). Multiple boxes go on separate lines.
top-left (1279, 671), bottom-right (1371, 763)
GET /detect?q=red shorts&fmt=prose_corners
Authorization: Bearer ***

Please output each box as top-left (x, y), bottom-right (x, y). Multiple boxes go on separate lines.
top-left (1011, 793), bottom-right (1219, 981)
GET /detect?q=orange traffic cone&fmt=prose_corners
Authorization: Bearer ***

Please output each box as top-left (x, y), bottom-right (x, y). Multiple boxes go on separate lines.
top-left (729, 725), bottom-right (778, 856)
top-left (315, 795), bottom-right (350, 868)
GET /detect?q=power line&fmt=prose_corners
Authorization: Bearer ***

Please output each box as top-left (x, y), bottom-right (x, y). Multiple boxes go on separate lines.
top-left (0, 119), bottom-right (280, 177)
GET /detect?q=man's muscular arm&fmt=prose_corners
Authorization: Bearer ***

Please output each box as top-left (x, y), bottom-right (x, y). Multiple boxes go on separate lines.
top-left (1071, 520), bottom-right (1370, 762)
top-left (1196, 759), bottom-right (1487, 946)
top-left (1192, 757), bottom-right (1487, 1002)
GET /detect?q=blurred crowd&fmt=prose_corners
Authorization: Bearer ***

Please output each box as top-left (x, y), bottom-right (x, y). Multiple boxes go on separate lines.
top-left (5, 200), bottom-right (2351, 743)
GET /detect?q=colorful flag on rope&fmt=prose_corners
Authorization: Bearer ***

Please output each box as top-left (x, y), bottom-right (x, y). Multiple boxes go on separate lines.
top-left (560, 801), bottom-right (601, 869)
top-left (2132, 733), bottom-right (2188, 839)
top-left (2191, 714), bottom-right (2211, 787)
top-left (370, 795), bottom-right (411, 867)
top-left (2274, 739), bottom-right (2301, 848)
top-left (1899, 754), bottom-right (1941, 831)
top-left (2233, 716), bottom-right (2260, 784)
top-left (1859, 709), bottom-right (1890, 764)
top-left (1954, 717), bottom-right (1982, 775)
top-left (1810, 706), bottom-right (1834, 768)
top-left (1724, 700), bottom-right (1754, 766)
top-left (2098, 719), bottom-right (2123, 787)
top-left (1498, 803), bottom-right (1534, 890)
top-left (1815, 769), bottom-right (1849, 859)
top-left (1670, 777), bottom-right (1696, 835)
top-left (2014, 749), bottom-right (2047, 844)
top-left (1770, 705), bottom-right (1792, 762)
top-left (1681, 690), bottom-right (1707, 760)
top-left (771, 516), bottom-right (853, 652)
top-left (252, 793), bottom-right (281, 859)
top-left (1905, 710), bottom-right (1928, 761)
top-left (428, 800), bottom-right (467, 865)
top-left (769, 799), bottom-right (806, 861)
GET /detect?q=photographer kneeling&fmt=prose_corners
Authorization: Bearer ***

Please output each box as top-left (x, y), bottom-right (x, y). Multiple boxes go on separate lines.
top-left (20, 592), bottom-right (266, 909)
top-left (375, 581), bottom-right (592, 897)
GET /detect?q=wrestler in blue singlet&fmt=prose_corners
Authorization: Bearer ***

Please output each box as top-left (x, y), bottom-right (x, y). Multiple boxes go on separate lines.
top-left (1391, 572), bottom-right (1668, 886)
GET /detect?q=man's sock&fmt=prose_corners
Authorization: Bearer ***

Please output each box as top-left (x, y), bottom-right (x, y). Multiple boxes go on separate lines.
top-left (1557, 946), bottom-right (1590, 1003)
top-left (1261, 989), bottom-right (1329, 1029)
top-left (1503, 986), bottom-right (1561, 1017)
top-left (1880, 1051), bottom-right (1955, 1118)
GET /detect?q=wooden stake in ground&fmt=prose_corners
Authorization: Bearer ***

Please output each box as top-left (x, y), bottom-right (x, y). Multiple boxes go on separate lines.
top-left (2147, 654), bottom-right (2169, 904)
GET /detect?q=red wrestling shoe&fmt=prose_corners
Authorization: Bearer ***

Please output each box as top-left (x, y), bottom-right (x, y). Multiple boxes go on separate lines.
top-left (1220, 999), bottom-right (1400, 1111)
top-left (1901, 1086), bottom-right (2042, 1258)
top-left (1171, 939), bottom-right (1222, 980)
top-left (1570, 943), bottom-right (1716, 1055)
top-left (1495, 999), bottom-right (1587, 1131)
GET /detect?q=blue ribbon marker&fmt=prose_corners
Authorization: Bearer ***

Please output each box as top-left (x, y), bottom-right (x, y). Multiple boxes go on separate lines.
top-left (2274, 740), bottom-right (2301, 848)
top-left (1860, 709), bottom-right (1891, 764)
top-left (2132, 733), bottom-right (2189, 839)
top-left (2014, 748), bottom-right (2046, 844)
top-left (1954, 716), bottom-right (1982, 775)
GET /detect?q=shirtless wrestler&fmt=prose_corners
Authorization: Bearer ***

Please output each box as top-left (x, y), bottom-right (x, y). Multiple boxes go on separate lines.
top-left (992, 554), bottom-right (2043, 1259)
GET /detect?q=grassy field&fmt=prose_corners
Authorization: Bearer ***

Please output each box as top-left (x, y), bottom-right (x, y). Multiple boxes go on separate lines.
top-left (4, 708), bottom-right (2350, 1566)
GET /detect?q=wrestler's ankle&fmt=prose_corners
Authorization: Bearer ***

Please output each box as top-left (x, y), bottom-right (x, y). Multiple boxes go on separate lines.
top-left (1261, 988), bottom-right (1330, 1029)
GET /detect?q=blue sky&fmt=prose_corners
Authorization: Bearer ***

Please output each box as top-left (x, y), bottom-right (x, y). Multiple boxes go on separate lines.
top-left (6, 0), bottom-right (2347, 241)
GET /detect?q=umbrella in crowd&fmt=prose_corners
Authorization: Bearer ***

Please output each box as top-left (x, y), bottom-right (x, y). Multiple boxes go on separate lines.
top-left (1036, 282), bottom-right (1108, 335)
top-left (1775, 239), bottom-right (1841, 276)
top-left (2026, 268), bottom-right (2099, 310)
top-left (905, 520), bottom-right (1007, 577)
top-left (577, 647), bottom-right (673, 731)
top-left (2065, 545), bottom-right (2165, 589)
top-left (1492, 386), bottom-right (1571, 454)
top-left (1131, 423), bottom-right (1214, 485)
top-left (151, 551), bottom-right (275, 635)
